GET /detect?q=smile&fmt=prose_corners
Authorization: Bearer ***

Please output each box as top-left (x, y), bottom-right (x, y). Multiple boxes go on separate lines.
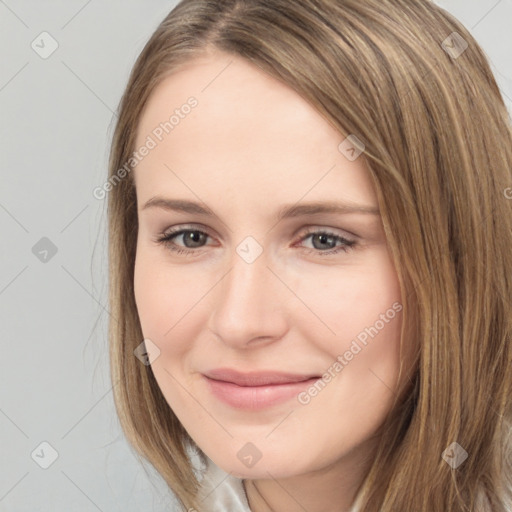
top-left (202, 368), bottom-right (321, 410)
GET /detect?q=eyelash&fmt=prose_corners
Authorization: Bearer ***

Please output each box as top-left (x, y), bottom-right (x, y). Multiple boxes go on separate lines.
top-left (154, 225), bottom-right (357, 257)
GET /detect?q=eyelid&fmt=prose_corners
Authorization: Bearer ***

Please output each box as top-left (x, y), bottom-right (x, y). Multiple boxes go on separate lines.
top-left (158, 223), bottom-right (357, 244)
top-left (295, 224), bottom-right (358, 241)
top-left (161, 223), bottom-right (215, 239)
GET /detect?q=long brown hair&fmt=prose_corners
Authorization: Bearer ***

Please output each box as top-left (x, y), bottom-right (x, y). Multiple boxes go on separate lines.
top-left (107, 1), bottom-right (512, 510)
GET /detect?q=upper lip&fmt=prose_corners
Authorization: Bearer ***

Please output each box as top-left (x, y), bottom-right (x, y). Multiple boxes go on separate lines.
top-left (203, 368), bottom-right (320, 386)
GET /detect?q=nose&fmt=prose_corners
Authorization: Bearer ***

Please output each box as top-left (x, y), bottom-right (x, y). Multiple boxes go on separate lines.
top-left (207, 241), bottom-right (289, 349)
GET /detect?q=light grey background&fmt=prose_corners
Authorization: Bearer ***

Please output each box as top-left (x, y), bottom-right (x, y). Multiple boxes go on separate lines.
top-left (1, 1), bottom-right (511, 511)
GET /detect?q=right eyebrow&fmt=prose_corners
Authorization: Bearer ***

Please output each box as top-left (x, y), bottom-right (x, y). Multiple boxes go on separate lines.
top-left (141, 197), bottom-right (214, 216)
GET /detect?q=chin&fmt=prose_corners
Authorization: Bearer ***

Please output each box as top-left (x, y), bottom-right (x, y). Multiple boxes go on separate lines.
top-left (208, 447), bottom-right (310, 480)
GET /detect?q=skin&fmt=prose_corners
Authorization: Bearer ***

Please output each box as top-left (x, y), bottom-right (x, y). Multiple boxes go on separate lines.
top-left (133, 49), bottom-right (408, 512)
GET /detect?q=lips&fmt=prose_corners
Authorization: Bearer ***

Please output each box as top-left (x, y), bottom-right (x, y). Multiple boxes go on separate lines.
top-left (204, 368), bottom-right (320, 386)
top-left (202, 368), bottom-right (321, 410)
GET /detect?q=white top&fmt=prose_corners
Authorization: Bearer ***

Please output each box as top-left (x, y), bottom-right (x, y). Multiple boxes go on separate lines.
top-left (196, 457), bottom-right (252, 512)
top-left (194, 455), bottom-right (507, 511)
top-left (195, 457), bottom-right (365, 512)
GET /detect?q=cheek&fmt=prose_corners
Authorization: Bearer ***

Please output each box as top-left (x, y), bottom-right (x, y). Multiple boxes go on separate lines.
top-left (133, 249), bottom-right (196, 352)
top-left (299, 250), bottom-right (404, 410)
top-left (285, 248), bottom-right (402, 355)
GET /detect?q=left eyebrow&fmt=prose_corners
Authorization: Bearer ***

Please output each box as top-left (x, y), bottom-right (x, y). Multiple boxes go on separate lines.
top-left (276, 201), bottom-right (380, 221)
top-left (140, 197), bottom-right (380, 219)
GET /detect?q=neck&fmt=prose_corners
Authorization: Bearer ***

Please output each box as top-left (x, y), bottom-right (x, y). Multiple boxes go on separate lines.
top-left (242, 440), bottom-right (376, 512)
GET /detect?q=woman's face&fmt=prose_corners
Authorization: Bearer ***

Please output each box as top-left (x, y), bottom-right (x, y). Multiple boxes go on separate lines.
top-left (133, 50), bottom-right (405, 480)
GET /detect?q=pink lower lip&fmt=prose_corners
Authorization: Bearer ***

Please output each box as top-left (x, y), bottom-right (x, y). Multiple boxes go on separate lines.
top-left (203, 375), bottom-right (319, 410)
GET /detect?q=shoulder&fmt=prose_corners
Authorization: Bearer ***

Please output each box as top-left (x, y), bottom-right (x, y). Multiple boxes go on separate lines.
top-left (196, 457), bottom-right (252, 512)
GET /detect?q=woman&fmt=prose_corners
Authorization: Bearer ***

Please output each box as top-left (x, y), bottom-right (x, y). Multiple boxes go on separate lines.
top-left (106, 0), bottom-right (512, 510)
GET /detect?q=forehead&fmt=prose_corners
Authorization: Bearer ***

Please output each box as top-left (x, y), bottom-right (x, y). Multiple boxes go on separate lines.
top-left (133, 51), bottom-right (376, 208)
top-left (136, 52), bottom-right (340, 146)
